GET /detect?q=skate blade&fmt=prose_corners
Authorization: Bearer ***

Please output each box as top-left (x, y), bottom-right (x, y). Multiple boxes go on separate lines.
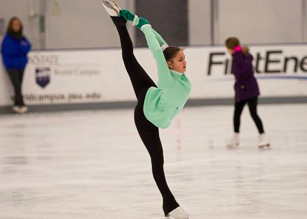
top-left (102, 0), bottom-right (120, 16)
top-left (112, 0), bottom-right (121, 9)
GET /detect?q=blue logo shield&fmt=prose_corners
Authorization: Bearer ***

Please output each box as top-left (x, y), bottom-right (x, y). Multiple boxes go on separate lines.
top-left (36, 68), bottom-right (50, 88)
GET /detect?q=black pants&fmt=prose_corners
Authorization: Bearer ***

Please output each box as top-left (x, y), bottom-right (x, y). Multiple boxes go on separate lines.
top-left (112, 17), bottom-right (179, 215)
top-left (6, 69), bottom-right (25, 106)
top-left (234, 97), bottom-right (264, 134)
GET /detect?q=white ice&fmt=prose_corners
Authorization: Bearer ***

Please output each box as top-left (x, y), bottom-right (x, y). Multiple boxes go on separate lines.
top-left (0, 104), bottom-right (307, 219)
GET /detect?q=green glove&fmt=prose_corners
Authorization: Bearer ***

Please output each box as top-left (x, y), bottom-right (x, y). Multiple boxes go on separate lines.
top-left (136, 17), bottom-right (150, 29)
top-left (120, 9), bottom-right (135, 21)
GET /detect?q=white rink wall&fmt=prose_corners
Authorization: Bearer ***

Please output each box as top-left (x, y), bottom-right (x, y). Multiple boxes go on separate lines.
top-left (1, 44), bottom-right (307, 107)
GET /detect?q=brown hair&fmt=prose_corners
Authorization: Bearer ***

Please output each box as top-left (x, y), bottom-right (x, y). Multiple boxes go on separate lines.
top-left (163, 46), bottom-right (182, 62)
top-left (7, 17), bottom-right (23, 34)
top-left (225, 37), bottom-right (240, 50)
top-left (225, 37), bottom-right (249, 55)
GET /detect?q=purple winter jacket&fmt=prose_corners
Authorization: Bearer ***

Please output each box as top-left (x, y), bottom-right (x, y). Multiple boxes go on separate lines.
top-left (231, 51), bottom-right (260, 102)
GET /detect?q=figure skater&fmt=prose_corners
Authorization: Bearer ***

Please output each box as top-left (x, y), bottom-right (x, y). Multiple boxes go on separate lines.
top-left (225, 37), bottom-right (270, 149)
top-left (102, 1), bottom-right (191, 218)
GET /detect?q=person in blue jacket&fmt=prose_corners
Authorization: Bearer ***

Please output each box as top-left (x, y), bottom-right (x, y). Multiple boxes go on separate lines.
top-left (1, 17), bottom-right (31, 113)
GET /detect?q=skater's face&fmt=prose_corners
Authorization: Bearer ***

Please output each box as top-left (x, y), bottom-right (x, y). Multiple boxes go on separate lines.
top-left (167, 50), bottom-right (187, 73)
top-left (12, 19), bottom-right (21, 32)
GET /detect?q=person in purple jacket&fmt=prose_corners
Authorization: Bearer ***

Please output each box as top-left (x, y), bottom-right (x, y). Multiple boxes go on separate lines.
top-left (1, 17), bottom-right (31, 114)
top-left (225, 37), bottom-right (270, 149)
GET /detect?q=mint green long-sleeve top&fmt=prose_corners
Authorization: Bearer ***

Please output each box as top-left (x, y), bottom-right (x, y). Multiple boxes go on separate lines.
top-left (140, 25), bottom-right (191, 129)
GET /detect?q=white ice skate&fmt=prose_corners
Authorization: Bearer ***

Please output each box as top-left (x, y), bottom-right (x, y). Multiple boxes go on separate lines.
top-left (165, 206), bottom-right (189, 219)
top-left (101, 0), bottom-right (122, 17)
top-left (226, 133), bottom-right (240, 148)
top-left (258, 133), bottom-right (270, 149)
top-left (12, 106), bottom-right (20, 113)
top-left (18, 106), bottom-right (29, 114)
top-left (12, 106), bottom-right (28, 114)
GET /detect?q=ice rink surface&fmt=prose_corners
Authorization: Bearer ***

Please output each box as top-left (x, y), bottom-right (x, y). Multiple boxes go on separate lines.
top-left (0, 104), bottom-right (307, 219)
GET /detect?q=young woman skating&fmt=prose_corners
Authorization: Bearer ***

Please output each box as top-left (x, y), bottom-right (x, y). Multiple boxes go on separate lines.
top-left (102, 1), bottom-right (191, 218)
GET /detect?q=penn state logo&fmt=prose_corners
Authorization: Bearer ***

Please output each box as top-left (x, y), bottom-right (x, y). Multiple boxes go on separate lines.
top-left (36, 68), bottom-right (50, 88)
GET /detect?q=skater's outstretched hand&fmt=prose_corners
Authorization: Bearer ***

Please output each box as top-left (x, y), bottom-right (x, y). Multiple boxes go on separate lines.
top-left (120, 9), bottom-right (150, 29)
top-left (120, 10), bottom-right (135, 21)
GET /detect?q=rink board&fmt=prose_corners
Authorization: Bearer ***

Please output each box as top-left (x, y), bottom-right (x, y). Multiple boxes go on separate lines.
top-left (1, 45), bottom-right (307, 107)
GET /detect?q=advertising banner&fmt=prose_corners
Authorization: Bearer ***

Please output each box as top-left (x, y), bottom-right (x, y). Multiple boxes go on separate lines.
top-left (1, 45), bottom-right (307, 107)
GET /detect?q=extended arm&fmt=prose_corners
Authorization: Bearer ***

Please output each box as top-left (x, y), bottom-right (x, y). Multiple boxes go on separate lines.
top-left (151, 28), bottom-right (168, 50)
top-left (141, 25), bottom-right (172, 88)
top-left (120, 10), bottom-right (172, 87)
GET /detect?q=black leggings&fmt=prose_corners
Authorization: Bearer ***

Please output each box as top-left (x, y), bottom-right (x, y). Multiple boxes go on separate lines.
top-left (234, 97), bottom-right (264, 134)
top-left (6, 69), bottom-right (25, 107)
top-left (112, 17), bottom-right (179, 215)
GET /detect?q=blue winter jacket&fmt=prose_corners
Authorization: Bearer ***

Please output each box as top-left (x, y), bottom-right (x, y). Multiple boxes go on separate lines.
top-left (1, 34), bottom-right (31, 70)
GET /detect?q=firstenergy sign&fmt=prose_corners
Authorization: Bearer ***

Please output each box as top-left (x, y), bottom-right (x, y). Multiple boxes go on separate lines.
top-left (207, 47), bottom-right (307, 76)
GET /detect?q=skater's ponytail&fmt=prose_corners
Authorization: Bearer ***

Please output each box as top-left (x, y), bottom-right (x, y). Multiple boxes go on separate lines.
top-left (163, 46), bottom-right (182, 62)
top-left (241, 46), bottom-right (249, 54)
